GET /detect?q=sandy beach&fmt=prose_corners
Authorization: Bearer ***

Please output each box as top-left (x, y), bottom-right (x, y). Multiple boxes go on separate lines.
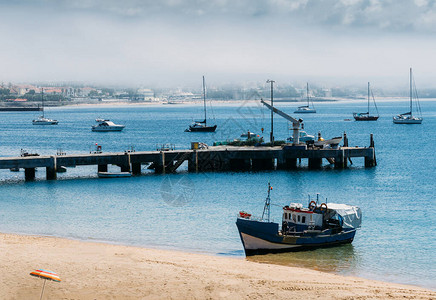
top-left (0, 233), bottom-right (434, 300)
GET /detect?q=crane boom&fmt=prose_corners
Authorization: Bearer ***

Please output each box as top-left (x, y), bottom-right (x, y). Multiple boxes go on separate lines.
top-left (261, 99), bottom-right (303, 145)
top-left (260, 99), bottom-right (300, 125)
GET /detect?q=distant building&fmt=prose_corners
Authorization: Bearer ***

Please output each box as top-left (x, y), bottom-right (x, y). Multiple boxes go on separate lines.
top-left (321, 88), bottom-right (332, 98)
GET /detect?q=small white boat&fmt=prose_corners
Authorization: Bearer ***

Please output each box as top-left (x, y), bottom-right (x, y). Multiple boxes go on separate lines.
top-left (294, 106), bottom-right (316, 113)
top-left (294, 83), bottom-right (316, 113)
top-left (287, 131), bottom-right (315, 143)
top-left (32, 88), bottom-right (58, 125)
top-left (92, 119), bottom-right (125, 132)
top-left (393, 68), bottom-right (423, 124)
top-left (97, 172), bottom-right (131, 178)
top-left (33, 116), bottom-right (59, 125)
top-left (314, 136), bottom-right (342, 147)
top-left (393, 114), bottom-right (422, 124)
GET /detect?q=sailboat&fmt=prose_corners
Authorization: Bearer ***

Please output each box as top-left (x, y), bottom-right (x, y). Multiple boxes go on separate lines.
top-left (294, 83), bottom-right (316, 113)
top-left (393, 68), bottom-right (423, 124)
top-left (353, 82), bottom-right (379, 121)
top-left (32, 88), bottom-right (58, 125)
top-left (185, 76), bottom-right (217, 132)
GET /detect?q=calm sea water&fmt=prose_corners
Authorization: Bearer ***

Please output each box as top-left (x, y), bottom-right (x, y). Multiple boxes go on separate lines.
top-left (0, 99), bottom-right (435, 289)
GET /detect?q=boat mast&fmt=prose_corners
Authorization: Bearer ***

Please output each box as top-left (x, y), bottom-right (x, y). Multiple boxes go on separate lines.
top-left (267, 79), bottom-right (275, 146)
top-left (367, 82), bottom-right (370, 114)
top-left (307, 82), bottom-right (309, 107)
top-left (262, 182), bottom-right (272, 222)
top-left (202, 75), bottom-right (207, 125)
top-left (409, 68), bottom-right (412, 114)
top-left (41, 88), bottom-right (44, 118)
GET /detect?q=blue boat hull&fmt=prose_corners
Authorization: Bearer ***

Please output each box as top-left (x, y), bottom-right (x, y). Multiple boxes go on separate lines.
top-left (236, 218), bottom-right (356, 256)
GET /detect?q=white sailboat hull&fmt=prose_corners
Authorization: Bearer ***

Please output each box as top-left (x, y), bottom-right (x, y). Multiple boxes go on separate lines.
top-left (32, 117), bottom-right (58, 125)
top-left (393, 117), bottom-right (422, 124)
top-left (294, 107), bottom-right (316, 113)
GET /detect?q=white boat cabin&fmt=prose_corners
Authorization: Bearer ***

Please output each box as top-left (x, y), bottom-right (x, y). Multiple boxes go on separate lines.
top-left (282, 203), bottom-right (324, 231)
top-left (282, 202), bottom-right (362, 233)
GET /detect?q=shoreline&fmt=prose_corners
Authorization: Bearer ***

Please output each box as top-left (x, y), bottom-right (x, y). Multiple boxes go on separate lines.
top-left (2, 97), bottom-right (436, 110)
top-left (1, 232), bottom-right (434, 299)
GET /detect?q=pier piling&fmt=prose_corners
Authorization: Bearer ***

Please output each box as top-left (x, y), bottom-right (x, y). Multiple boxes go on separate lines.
top-left (46, 156), bottom-right (57, 180)
top-left (98, 164), bottom-right (108, 172)
top-left (131, 163), bottom-right (141, 175)
top-left (308, 158), bottom-right (323, 169)
top-left (24, 168), bottom-right (35, 181)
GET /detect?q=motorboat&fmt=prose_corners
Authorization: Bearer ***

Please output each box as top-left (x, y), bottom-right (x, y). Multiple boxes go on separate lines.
top-left (92, 119), bottom-right (125, 132)
top-left (393, 68), bottom-right (423, 124)
top-left (314, 136), bottom-right (342, 148)
top-left (236, 183), bottom-right (362, 255)
top-left (33, 116), bottom-right (58, 125)
top-left (97, 172), bottom-right (131, 178)
top-left (287, 131), bottom-right (315, 143)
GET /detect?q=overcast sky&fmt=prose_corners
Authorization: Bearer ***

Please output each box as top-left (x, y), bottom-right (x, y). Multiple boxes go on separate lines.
top-left (0, 0), bottom-right (435, 88)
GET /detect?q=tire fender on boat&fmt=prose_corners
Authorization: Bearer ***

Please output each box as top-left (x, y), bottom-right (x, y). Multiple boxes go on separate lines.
top-left (309, 201), bottom-right (317, 210)
top-left (320, 203), bottom-right (328, 212)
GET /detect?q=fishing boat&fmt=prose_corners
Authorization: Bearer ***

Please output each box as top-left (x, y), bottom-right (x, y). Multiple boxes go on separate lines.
top-left (97, 172), bottom-right (131, 178)
top-left (287, 131), bottom-right (315, 143)
top-left (236, 183), bottom-right (362, 256)
top-left (92, 119), bottom-right (125, 132)
top-left (32, 88), bottom-right (58, 125)
top-left (353, 82), bottom-right (379, 121)
top-left (393, 68), bottom-right (423, 124)
top-left (294, 83), bottom-right (316, 113)
top-left (185, 76), bottom-right (217, 132)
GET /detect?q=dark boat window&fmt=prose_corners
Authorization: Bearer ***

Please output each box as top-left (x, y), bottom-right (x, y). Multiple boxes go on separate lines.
top-left (298, 215), bottom-right (300, 222)
top-left (302, 216), bottom-right (306, 223)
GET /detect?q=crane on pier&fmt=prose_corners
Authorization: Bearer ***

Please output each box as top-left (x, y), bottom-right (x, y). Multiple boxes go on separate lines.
top-left (260, 99), bottom-right (303, 146)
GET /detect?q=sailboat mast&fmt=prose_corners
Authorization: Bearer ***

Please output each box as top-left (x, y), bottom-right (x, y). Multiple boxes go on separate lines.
top-left (409, 68), bottom-right (413, 114)
top-left (41, 88), bottom-right (44, 118)
top-left (367, 82), bottom-right (370, 114)
top-left (306, 82), bottom-right (309, 106)
top-left (202, 76), bottom-right (207, 125)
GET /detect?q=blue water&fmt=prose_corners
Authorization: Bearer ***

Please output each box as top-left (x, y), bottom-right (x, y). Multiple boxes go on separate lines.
top-left (0, 100), bottom-right (435, 289)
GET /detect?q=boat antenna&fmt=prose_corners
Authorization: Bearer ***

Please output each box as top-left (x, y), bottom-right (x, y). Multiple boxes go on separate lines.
top-left (262, 182), bottom-right (272, 222)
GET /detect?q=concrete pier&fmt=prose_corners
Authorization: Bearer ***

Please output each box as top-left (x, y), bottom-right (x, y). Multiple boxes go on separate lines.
top-left (0, 137), bottom-right (376, 181)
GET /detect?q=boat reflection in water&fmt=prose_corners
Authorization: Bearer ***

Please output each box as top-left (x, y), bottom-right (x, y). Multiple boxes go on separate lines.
top-left (247, 243), bottom-right (361, 275)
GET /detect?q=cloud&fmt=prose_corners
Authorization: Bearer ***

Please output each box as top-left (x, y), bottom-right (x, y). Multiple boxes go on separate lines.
top-left (0, 0), bottom-right (435, 86)
top-left (1, 0), bottom-right (430, 33)
top-left (2, 0), bottom-right (436, 33)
